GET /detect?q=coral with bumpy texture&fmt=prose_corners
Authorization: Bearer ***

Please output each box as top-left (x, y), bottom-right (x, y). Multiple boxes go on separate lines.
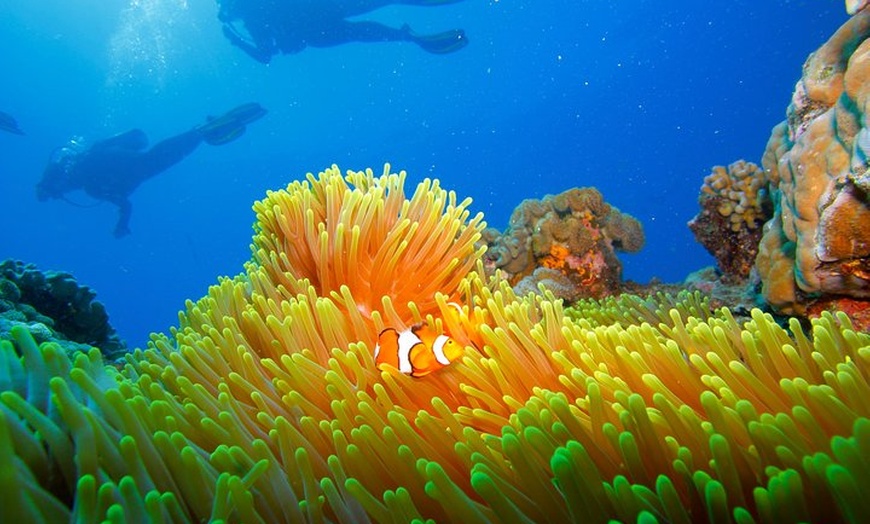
top-left (689, 161), bottom-right (773, 280)
top-left (848, 0), bottom-right (870, 16)
top-left (513, 266), bottom-right (585, 302)
top-left (757, 12), bottom-right (870, 313)
top-left (701, 161), bottom-right (770, 233)
top-left (483, 186), bottom-right (644, 299)
top-left (0, 259), bottom-right (125, 357)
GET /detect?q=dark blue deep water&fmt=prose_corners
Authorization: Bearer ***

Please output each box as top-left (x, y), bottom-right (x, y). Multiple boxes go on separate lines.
top-left (0, 1), bottom-right (848, 349)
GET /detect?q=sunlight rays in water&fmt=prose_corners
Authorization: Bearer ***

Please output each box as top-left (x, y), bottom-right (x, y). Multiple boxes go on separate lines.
top-left (106, 0), bottom-right (192, 92)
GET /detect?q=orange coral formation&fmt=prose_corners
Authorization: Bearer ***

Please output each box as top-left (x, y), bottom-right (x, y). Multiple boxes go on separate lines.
top-left (757, 12), bottom-right (870, 313)
top-left (534, 242), bottom-right (609, 295)
top-left (483, 186), bottom-right (644, 300)
top-left (540, 243), bottom-right (570, 270)
top-left (816, 174), bottom-right (870, 262)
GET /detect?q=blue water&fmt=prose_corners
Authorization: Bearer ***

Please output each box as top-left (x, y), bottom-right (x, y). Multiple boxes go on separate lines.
top-left (0, 1), bottom-right (847, 349)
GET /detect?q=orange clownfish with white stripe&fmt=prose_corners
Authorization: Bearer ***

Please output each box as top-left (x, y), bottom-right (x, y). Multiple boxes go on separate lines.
top-left (374, 321), bottom-right (463, 378)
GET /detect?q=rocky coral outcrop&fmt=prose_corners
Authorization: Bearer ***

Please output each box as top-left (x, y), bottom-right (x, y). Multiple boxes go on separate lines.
top-left (483, 187), bottom-right (644, 301)
top-left (848, 0), bottom-right (870, 16)
top-left (0, 259), bottom-right (125, 357)
top-left (756, 12), bottom-right (870, 313)
top-left (689, 160), bottom-right (773, 280)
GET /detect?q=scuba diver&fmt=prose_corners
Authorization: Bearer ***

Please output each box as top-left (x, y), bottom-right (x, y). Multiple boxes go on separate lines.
top-left (217, 0), bottom-right (469, 64)
top-left (36, 103), bottom-right (266, 238)
top-left (0, 111), bottom-right (24, 135)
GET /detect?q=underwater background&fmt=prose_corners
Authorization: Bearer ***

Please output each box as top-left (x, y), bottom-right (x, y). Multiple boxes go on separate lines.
top-left (0, 0), bottom-right (848, 349)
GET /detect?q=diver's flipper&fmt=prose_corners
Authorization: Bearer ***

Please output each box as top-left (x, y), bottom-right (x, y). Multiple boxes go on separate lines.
top-left (92, 129), bottom-right (149, 151)
top-left (198, 102), bottom-right (268, 146)
top-left (0, 111), bottom-right (24, 135)
top-left (413, 29), bottom-right (468, 54)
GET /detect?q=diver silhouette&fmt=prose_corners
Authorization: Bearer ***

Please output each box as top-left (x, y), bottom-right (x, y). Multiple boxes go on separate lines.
top-left (36, 103), bottom-right (266, 238)
top-left (217, 0), bottom-right (469, 63)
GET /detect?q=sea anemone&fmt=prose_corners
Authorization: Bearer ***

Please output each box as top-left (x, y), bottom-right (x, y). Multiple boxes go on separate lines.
top-left (1, 165), bottom-right (868, 522)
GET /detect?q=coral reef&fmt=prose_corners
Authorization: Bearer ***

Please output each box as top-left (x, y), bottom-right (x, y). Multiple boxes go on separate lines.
top-left (806, 296), bottom-right (870, 332)
top-left (848, 0), bottom-right (870, 15)
top-left (756, 12), bottom-right (870, 314)
top-left (682, 266), bottom-right (761, 316)
top-left (0, 259), bottom-right (125, 358)
top-left (512, 266), bottom-right (585, 302)
top-left (701, 161), bottom-right (770, 233)
top-left (483, 186), bottom-right (644, 301)
top-left (688, 161), bottom-right (773, 280)
top-left (0, 165), bottom-right (868, 523)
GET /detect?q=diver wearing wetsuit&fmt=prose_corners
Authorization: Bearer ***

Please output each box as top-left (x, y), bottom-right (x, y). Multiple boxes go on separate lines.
top-left (217, 0), bottom-right (469, 63)
top-left (36, 103), bottom-right (266, 238)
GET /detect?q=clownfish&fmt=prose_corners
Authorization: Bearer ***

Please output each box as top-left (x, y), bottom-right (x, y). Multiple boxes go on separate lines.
top-left (374, 322), bottom-right (463, 378)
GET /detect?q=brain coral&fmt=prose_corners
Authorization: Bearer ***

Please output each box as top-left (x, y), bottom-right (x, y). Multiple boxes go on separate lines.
top-left (1, 165), bottom-right (869, 523)
top-left (757, 12), bottom-right (870, 313)
top-left (483, 186), bottom-right (644, 300)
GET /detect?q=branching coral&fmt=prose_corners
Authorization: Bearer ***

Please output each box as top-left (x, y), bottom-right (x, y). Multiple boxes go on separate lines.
top-left (1, 165), bottom-right (869, 523)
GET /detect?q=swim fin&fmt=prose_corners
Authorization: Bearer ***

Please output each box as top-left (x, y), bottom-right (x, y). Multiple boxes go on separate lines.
top-left (198, 102), bottom-right (268, 146)
top-left (412, 29), bottom-right (468, 54)
top-left (0, 111), bottom-right (25, 135)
